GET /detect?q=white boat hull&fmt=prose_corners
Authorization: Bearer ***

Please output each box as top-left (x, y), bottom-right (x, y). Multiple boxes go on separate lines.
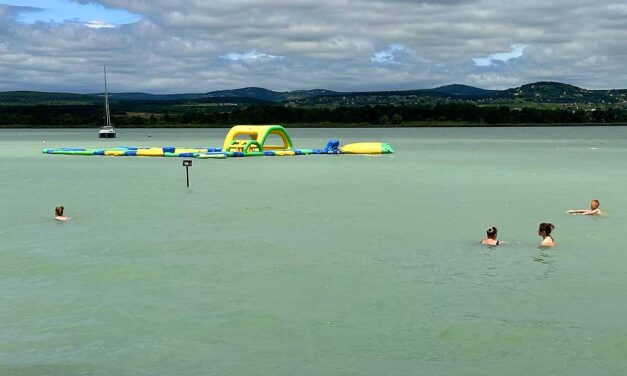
top-left (99, 131), bottom-right (116, 138)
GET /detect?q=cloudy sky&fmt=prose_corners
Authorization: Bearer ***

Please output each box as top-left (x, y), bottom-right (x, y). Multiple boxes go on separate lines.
top-left (1, 0), bottom-right (626, 93)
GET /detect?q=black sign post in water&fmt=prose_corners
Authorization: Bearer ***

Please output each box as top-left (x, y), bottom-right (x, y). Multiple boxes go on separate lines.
top-left (182, 160), bottom-right (192, 187)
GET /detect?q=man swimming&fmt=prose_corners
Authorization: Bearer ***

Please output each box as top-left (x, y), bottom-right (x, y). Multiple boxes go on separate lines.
top-left (567, 199), bottom-right (603, 216)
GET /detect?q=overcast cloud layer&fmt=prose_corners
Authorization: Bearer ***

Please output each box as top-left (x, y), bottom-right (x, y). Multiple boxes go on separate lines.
top-left (1, 0), bottom-right (626, 93)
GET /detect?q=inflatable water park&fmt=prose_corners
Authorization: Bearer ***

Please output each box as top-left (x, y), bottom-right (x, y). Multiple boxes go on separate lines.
top-left (43, 125), bottom-right (394, 159)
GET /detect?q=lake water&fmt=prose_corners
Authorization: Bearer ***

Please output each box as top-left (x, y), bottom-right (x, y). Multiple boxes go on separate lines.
top-left (2, 127), bottom-right (627, 375)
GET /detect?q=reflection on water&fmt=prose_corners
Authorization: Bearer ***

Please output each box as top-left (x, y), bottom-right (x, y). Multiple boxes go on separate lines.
top-left (533, 250), bottom-right (556, 280)
top-left (533, 250), bottom-right (552, 264)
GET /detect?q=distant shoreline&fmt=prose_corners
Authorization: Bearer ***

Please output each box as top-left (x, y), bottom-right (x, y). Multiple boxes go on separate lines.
top-left (2, 122), bottom-right (627, 129)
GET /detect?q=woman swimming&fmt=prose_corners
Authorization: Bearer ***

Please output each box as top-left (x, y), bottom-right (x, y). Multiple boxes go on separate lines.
top-left (481, 226), bottom-right (502, 246)
top-left (538, 223), bottom-right (555, 247)
top-left (54, 205), bottom-right (68, 221)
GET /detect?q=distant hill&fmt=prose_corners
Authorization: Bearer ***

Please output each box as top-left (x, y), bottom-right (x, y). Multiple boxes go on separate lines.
top-left (428, 84), bottom-right (495, 97)
top-left (494, 82), bottom-right (595, 103)
top-left (0, 91), bottom-right (98, 105)
top-left (290, 82), bottom-right (627, 106)
top-left (4, 81), bottom-right (627, 127)
top-left (486, 81), bottom-right (627, 104)
top-left (206, 87), bottom-right (283, 101)
top-left (205, 87), bottom-right (340, 102)
top-left (2, 82), bottom-right (627, 107)
top-left (283, 89), bottom-right (340, 101)
top-left (101, 92), bottom-right (207, 101)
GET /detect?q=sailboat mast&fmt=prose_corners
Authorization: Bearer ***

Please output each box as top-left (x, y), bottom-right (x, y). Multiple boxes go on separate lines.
top-left (104, 67), bottom-right (111, 127)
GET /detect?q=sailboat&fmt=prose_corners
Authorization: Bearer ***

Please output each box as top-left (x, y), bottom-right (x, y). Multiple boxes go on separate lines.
top-left (98, 67), bottom-right (116, 138)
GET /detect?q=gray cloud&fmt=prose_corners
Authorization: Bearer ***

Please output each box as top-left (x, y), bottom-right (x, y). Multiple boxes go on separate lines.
top-left (0, 3), bottom-right (42, 17)
top-left (1, 0), bottom-right (626, 92)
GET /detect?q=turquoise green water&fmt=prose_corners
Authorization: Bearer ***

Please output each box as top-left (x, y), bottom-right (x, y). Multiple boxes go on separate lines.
top-left (2, 127), bottom-right (627, 375)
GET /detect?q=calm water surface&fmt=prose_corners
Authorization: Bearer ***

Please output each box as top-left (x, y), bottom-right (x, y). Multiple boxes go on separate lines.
top-left (1, 127), bottom-right (627, 375)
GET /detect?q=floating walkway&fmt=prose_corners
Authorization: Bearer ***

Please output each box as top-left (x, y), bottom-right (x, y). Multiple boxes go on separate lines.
top-left (43, 125), bottom-right (394, 159)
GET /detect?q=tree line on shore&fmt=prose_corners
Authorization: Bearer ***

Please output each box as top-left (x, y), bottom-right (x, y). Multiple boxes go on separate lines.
top-left (0, 103), bottom-right (625, 127)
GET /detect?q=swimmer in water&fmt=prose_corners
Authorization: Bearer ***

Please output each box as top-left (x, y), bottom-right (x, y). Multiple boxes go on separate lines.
top-left (567, 199), bottom-right (603, 216)
top-left (481, 226), bottom-right (504, 246)
top-left (538, 223), bottom-right (555, 247)
top-left (54, 206), bottom-right (68, 221)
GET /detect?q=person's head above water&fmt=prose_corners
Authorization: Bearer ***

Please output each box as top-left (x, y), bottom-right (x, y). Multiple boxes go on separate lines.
top-left (591, 199), bottom-right (600, 210)
top-left (55, 206), bottom-right (64, 216)
top-left (486, 226), bottom-right (497, 239)
top-left (538, 223), bottom-right (555, 236)
top-left (481, 226), bottom-right (504, 246)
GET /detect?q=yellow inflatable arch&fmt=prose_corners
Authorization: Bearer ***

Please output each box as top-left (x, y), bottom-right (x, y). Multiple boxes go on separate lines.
top-left (221, 125), bottom-right (295, 153)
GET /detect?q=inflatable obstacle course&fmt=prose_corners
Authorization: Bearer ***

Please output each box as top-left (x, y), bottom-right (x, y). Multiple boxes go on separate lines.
top-left (43, 125), bottom-right (394, 159)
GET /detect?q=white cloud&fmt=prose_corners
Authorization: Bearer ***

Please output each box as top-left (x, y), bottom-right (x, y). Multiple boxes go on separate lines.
top-left (473, 44), bottom-right (527, 67)
top-left (220, 50), bottom-right (283, 62)
top-left (83, 20), bottom-right (115, 29)
top-left (371, 44), bottom-right (409, 64)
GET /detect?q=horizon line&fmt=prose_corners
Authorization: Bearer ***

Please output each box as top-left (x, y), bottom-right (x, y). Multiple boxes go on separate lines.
top-left (1, 81), bottom-right (624, 96)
